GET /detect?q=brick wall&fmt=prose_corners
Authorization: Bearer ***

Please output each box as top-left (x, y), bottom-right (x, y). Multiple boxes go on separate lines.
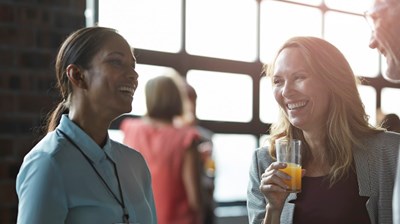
top-left (0, 0), bottom-right (85, 223)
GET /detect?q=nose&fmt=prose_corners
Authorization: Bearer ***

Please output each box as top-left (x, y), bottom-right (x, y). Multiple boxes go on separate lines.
top-left (281, 81), bottom-right (296, 98)
top-left (128, 67), bottom-right (139, 80)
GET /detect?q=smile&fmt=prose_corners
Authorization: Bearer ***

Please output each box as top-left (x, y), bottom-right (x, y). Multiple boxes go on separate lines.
top-left (119, 86), bottom-right (135, 97)
top-left (287, 101), bottom-right (307, 110)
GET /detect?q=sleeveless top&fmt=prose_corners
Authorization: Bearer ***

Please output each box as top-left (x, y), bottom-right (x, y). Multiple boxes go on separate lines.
top-left (120, 118), bottom-right (200, 224)
top-left (293, 170), bottom-right (371, 224)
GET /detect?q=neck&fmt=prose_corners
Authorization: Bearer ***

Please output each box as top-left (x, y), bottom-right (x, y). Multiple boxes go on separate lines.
top-left (68, 107), bottom-right (110, 147)
top-left (302, 130), bottom-right (330, 176)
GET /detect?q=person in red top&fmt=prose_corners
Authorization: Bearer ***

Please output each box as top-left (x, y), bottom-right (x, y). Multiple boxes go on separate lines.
top-left (120, 75), bottom-right (203, 224)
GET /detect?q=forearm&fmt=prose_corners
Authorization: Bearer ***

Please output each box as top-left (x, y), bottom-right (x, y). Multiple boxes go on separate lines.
top-left (262, 204), bottom-right (281, 224)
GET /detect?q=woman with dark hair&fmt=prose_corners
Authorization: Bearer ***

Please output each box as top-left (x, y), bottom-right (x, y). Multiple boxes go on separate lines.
top-left (247, 36), bottom-right (400, 224)
top-left (16, 27), bottom-right (157, 224)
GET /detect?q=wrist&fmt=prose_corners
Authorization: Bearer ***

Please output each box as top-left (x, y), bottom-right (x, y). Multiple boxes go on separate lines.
top-left (264, 204), bottom-right (282, 224)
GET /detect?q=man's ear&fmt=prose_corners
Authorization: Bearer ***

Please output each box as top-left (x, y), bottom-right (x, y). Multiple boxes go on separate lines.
top-left (66, 64), bottom-right (87, 88)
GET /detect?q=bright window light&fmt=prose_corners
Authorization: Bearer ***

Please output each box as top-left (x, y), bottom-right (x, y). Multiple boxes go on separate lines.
top-left (288, 0), bottom-right (322, 6)
top-left (98, 0), bottom-right (182, 53)
top-left (259, 77), bottom-right (280, 124)
top-left (358, 85), bottom-right (377, 126)
top-left (260, 1), bottom-right (322, 63)
top-left (187, 70), bottom-right (253, 122)
top-left (129, 64), bottom-right (177, 116)
top-left (381, 88), bottom-right (400, 117)
top-left (324, 12), bottom-right (379, 78)
top-left (186, 0), bottom-right (258, 62)
top-left (325, 0), bottom-right (373, 14)
top-left (212, 134), bottom-right (257, 202)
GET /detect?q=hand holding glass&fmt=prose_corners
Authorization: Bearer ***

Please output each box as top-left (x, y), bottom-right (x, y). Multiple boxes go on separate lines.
top-left (276, 138), bottom-right (302, 193)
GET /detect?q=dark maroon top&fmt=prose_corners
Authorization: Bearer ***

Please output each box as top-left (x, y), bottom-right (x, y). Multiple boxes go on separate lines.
top-left (293, 170), bottom-right (370, 224)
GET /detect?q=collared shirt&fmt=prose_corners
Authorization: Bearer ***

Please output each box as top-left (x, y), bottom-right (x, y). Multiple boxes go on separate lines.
top-left (16, 115), bottom-right (157, 224)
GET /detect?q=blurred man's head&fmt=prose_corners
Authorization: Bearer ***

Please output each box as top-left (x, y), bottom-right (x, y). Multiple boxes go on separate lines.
top-left (366, 0), bottom-right (400, 82)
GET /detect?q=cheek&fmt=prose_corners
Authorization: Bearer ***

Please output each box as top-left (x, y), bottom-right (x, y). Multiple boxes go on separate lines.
top-left (273, 88), bottom-right (284, 106)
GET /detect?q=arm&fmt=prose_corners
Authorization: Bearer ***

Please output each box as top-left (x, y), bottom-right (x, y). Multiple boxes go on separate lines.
top-left (182, 145), bottom-right (204, 223)
top-left (16, 152), bottom-right (68, 224)
top-left (247, 149), bottom-right (289, 224)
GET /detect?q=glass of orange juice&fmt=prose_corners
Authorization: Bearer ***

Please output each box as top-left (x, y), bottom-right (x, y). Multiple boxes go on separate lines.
top-left (276, 138), bottom-right (302, 193)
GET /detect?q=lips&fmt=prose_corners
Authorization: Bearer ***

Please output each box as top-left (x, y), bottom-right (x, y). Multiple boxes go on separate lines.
top-left (287, 101), bottom-right (307, 110)
top-left (119, 85), bottom-right (136, 97)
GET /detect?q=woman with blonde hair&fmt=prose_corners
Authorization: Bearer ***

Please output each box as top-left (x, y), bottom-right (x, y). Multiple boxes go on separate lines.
top-left (247, 36), bottom-right (400, 224)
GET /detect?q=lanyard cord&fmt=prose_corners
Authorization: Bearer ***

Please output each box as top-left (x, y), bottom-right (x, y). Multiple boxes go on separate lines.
top-left (57, 129), bottom-right (130, 223)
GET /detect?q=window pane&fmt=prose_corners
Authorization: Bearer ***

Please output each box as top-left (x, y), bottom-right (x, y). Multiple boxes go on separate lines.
top-left (358, 85), bottom-right (377, 126)
top-left (212, 134), bottom-right (257, 202)
top-left (186, 0), bottom-right (257, 62)
top-left (259, 77), bottom-right (280, 124)
top-left (260, 1), bottom-right (322, 63)
top-left (382, 55), bottom-right (388, 76)
top-left (381, 88), bottom-right (400, 116)
top-left (325, 0), bottom-right (373, 14)
top-left (130, 64), bottom-right (177, 116)
top-left (187, 70), bottom-right (253, 122)
top-left (259, 134), bottom-right (270, 148)
top-left (324, 12), bottom-right (379, 78)
top-left (108, 129), bottom-right (124, 143)
top-left (287, 0), bottom-right (322, 6)
top-left (98, 0), bottom-right (181, 53)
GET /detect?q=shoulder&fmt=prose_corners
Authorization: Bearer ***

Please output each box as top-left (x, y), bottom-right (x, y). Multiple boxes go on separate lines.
top-left (177, 126), bottom-right (200, 142)
top-left (361, 131), bottom-right (400, 151)
top-left (356, 131), bottom-right (400, 166)
top-left (17, 133), bottom-right (66, 194)
top-left (249, 146), bottom-right (274, 173)
top-left (111, 140), bottom-right (146, 160)
top-left (110, 140), bottom-right (152, 180)
top-left (23, 131), bottom-right (70, 163)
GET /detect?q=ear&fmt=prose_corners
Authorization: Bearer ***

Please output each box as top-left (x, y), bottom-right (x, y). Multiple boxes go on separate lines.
top-left (66, 64), bottom-right (87, 89)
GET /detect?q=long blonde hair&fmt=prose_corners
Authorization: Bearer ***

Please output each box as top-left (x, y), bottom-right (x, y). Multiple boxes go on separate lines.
top-left (264, 36), bottom-right (382, 185)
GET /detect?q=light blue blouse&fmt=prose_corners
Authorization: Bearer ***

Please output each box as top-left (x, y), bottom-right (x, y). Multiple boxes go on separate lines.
top-left (16, 115), bottom-right (157, 224)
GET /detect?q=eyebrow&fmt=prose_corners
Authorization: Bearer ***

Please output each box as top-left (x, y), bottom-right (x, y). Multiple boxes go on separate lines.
top-left (107, 51), bottom-right (136, 62)
top-left (107, 51), bottom-right (124, 57)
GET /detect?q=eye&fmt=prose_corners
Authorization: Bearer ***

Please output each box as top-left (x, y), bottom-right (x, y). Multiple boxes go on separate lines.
top-left (109, 59), bottom-right (123, 67)
top-left (272, 77), bottom-right (283, 86)
top-left (294, 73), bottom-right (307, 81)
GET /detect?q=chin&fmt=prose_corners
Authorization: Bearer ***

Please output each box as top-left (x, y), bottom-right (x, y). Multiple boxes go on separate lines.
top-left (289, 120), bottom-right (304, 130)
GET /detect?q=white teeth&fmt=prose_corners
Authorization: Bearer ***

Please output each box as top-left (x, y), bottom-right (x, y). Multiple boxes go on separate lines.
top-left (287, 101), bottom-right (306, 110)
top-left (119, 86), bottom-right (134, 96)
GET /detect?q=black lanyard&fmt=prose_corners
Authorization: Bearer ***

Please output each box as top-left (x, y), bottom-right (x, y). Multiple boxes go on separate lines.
top-left (57, 129), bottom-right (130, 224)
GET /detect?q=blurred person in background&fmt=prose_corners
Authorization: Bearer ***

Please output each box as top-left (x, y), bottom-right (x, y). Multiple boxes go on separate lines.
top-left (120, 75), bottom-right (204, 224)
top-left (380, 113), bottom-right (400, 133)
top-left (175, 80), bottom-right (217, 224)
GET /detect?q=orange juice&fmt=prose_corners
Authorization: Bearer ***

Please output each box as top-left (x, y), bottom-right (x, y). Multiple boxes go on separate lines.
top-left (279, 163), bottom-right (301, 192)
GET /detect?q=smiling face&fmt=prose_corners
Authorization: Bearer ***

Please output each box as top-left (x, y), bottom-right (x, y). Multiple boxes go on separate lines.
top-left (82, 34), bottom-right (138, 118)
top-left (368, 0), bottom-right (400, 82)
top-left (272, 47), bottom-right (331, 132)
